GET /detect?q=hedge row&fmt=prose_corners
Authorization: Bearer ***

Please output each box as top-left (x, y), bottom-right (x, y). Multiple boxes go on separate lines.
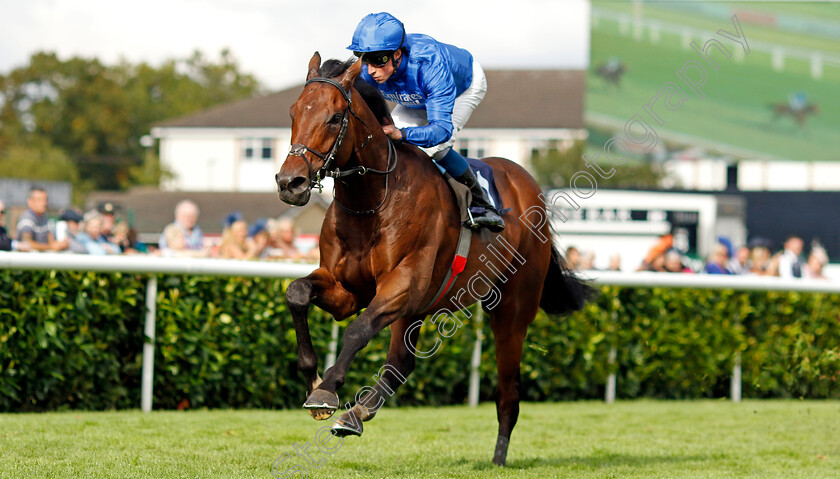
top-left (1, 270), bottom-right (838, 411)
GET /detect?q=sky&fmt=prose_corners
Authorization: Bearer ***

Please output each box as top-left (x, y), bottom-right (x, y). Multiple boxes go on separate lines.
top-left (0, 0), bottom-right (590, 91)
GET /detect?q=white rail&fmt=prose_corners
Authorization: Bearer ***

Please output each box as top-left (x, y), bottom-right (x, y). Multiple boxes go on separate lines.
top-left (2, 252), bottom-right (837, 409)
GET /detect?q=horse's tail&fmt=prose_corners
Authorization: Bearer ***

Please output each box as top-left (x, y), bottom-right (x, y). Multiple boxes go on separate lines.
top-left (539, 244), bottom-right (597, 316)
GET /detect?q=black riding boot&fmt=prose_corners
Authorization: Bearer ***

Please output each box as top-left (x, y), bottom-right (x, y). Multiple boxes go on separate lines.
top-left (455, 168), bottom-right (505, 232)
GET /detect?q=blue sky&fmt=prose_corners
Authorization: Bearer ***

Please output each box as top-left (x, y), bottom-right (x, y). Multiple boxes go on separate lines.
top-left (0, 0), bottom-right (591, 90)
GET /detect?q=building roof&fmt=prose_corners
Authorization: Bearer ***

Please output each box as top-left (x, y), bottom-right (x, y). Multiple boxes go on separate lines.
top-left (85, 188), bottom-right (330, 238)
top-left (154, 69), bottom-right (585, 130)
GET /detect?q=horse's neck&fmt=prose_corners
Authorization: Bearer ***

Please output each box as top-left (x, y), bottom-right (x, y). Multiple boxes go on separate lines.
top-left (333, 142), bottom-right (452, 227)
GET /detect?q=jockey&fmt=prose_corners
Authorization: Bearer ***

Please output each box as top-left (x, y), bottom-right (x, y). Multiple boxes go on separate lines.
top-left (347, 12), bottom-right (505, 232)
top-left (788, 91), bottom-right (807, 112)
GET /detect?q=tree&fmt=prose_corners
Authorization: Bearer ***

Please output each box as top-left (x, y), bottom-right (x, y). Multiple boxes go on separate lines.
top-left (0, 49), bottom-right (261, 191)
top-left (531, 140), bottom-right (664, 190)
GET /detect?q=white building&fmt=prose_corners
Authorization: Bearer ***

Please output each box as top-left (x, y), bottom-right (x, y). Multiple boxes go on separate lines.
top-left (151, 70), bottom-right (587, 192)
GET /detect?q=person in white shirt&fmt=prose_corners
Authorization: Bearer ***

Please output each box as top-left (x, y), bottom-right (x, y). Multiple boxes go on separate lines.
top-left (777, 236), bottom-right (804, 278)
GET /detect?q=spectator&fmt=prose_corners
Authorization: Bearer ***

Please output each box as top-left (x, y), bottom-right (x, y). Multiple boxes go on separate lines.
top-left (16, 186), bottom-right (69, 252)
top-left (564, 246), bottom-right (581, 269)
top-left (607, 253), bottom-right (622, 272)
top-left (158, 200), bottom-right (204, 251)
top-left (729, 246), bottom-right (751, 275)
top-left (579, 251), bottom-right (596, 270)
top-left (112, 222), bottom-right (146, 254)
top-left (58, 209), bottom-right (88, 254)
top-left (703, 243), bottom-right (732, 275)
top-left (219, 218), bottom-right (260, 259)
top-left (248, 219), bottom-right (271, 259)
top-left (803, 244), bottom-right (828, 280)
top-left (267, 218), bottom-right (304, 260)
top-left (160, 223), bottom-right (210, 257)
top-left (749, 246), bottom-right (772, 275)
top-left (637, 234), bottom-right (673, 272)
top-left (75, 215), bottom-right (121, 255)
top-left (664, 249), bottom-right (693, 273)
top-left (777, 235), bottom-right (804, 278)
top-left (98, 202), bottom-right (118, 242)
top-left (1, 200), bottom-right (30, 251)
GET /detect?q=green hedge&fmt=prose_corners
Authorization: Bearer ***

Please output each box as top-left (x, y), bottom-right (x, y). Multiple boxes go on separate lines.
top-left (1, 271), bottom-right (838, 411)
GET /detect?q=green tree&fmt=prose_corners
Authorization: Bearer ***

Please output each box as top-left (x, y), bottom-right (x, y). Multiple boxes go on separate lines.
top-left (0, 49), bottom-right (261, 191)
top-left (531, 140), bottom-right (664, 190)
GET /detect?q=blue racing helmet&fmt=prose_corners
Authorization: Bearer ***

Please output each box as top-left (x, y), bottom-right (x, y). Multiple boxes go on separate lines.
top-left (347, 12), bottom-right (405, 53)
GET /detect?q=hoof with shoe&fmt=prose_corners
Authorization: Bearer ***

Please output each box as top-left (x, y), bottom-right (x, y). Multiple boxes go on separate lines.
top-left (303, 389), bottom-right (339, 420)
top-left (331, 410), bottom-right (363, 437)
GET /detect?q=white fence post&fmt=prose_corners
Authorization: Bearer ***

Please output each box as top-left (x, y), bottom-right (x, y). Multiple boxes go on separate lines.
top-left (731, 352), bottom-right (742, 403)
top-left (772, 48), bottom-right (785, 71)
top-left (468, 302), bottom-right (484, 408)
top-left (141, 275), bottom-right (158, 413)
top-left (605, 346), bottom-right (617, 404)
top-left (811, 52), bottom-right (823, 79)
top-left (325, 322), bottom-right (339, 371)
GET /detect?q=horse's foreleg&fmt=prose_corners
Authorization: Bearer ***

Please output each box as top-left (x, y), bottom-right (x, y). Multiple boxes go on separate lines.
top-left (330, 316), bottom-right (422, 436)
top-left (304, 271), bottom-right (411, 417)
top-left (288, 268), bottom-right (358, 420)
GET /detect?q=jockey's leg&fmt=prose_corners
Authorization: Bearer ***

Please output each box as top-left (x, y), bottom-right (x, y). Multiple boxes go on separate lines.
top-left (441, 148), bottom-right (505, 232)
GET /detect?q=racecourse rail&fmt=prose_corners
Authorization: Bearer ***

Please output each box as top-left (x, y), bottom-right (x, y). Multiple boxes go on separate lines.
top-left (3, 252), bottom-right (839, 411)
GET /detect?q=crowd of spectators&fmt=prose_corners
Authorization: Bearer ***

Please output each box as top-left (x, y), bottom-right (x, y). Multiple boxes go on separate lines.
top-left (1, 187), bottom-right (319, 262)
top-left (2, 187), bottom-right (831, 277)
top-left (565, 233), bottom-right (831, 280)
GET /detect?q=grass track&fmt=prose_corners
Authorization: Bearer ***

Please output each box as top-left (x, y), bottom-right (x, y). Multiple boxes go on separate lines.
top-left (2, 401), bottom-right (839, 478)
top-left (588, 5), bottom-right (840, 162)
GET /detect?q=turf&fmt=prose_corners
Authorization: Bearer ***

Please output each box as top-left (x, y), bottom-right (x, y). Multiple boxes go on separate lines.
top-left (588, 3), bottom-right (840, 162)
top-left (1, 401), bottom-right (838, 478)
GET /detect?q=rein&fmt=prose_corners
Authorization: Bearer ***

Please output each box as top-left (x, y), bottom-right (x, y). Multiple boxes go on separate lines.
top-left (287, 77), bottom-right (398, 215)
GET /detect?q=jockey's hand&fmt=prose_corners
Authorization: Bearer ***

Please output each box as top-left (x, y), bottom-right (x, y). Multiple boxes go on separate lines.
top-left (382, 125), bottom-right (403, 141)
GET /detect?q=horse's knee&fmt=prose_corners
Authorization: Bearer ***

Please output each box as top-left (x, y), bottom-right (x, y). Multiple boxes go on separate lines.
top-left (286, 279), bottom-right (312, 310)
top-left (342, 320), bottom-right (373, 348)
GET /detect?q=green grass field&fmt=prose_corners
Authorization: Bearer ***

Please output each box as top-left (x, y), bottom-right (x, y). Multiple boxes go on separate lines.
top-left (588, 3), bottom-right (840, 162)
top-left (2, 401), bottom-right (839, 478)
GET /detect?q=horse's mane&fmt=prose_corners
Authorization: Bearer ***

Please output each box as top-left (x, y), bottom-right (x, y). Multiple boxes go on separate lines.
top-left (319, 58), bottom-right (392, 126)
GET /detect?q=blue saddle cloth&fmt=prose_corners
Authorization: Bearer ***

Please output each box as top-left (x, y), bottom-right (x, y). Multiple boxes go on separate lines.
top-left (465, 157), bottom-right (506, 213)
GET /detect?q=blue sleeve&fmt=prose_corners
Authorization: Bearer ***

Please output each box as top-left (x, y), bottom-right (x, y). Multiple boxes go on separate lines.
top-left (403, 55), bottom-right (456, 148)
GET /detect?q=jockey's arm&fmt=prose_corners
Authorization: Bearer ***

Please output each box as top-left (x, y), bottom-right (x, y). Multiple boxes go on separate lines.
top-left (400, 56), bottom-right (457, 148)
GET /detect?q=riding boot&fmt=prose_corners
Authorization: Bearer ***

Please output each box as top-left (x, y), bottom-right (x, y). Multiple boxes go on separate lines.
top-left (455, 168), bottom-right (505, 232)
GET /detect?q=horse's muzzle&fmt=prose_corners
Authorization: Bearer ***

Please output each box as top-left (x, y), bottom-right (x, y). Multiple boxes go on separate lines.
top-left (276, 172), bottom-right (312, 206)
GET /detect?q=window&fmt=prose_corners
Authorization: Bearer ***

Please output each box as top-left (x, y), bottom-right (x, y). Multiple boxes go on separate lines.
top-left (261, 138), bottom-right (273, 160)
top-left (242, 138), bottom-right (273, 161)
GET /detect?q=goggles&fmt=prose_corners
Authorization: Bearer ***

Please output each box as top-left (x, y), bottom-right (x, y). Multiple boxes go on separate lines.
top-left (354, 51), bottom-right (392, 68)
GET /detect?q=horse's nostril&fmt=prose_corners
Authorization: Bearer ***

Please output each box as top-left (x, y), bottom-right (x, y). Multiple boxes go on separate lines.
top-left (289, 176), bottom-right (307, 191)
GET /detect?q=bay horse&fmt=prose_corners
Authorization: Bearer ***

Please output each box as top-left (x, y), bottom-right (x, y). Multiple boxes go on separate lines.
top-left (595, 61), bottom-right (627, 89)
top-left (275, 53), bottom-right (593, 466)
top-left (769, 102), bottom-right (820, 129)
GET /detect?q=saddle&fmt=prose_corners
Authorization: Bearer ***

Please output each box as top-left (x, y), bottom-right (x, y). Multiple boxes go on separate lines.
top-left (419, 159), bottom-right (510, 314)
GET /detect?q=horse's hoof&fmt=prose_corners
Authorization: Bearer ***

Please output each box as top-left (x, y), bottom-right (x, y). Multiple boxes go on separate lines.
top-left (331, 413), bottom-right (363, 437)
top-left (303, 389), bottom-right (339, 420)
top-left (308, 408), bottom-right (335, 421)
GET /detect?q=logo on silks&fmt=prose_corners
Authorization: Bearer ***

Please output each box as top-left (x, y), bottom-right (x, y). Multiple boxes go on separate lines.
top-left (384, 92), bottom-right (424, 105)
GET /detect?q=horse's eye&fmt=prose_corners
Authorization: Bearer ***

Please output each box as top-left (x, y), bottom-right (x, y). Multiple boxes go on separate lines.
top-left (328, 113), bottom-right (342, 125)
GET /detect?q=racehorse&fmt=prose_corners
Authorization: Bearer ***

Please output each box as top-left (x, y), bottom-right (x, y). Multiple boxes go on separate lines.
top-left (595, 61), bottom-right (627, 89)
top-left (769, 102), bottom-right (820, 129)
top-left (274, 53), bottom-right (594, 466)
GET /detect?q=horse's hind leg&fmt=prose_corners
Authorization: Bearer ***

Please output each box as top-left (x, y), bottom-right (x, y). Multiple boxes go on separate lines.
top-left (489, 298), bottom-right (539, 466)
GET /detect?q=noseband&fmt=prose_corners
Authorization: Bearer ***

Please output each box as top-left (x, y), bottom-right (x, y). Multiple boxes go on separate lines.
top-left (287, 76), bottom-right (397, 215)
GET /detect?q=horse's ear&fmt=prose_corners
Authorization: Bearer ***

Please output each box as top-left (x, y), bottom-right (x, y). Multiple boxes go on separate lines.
top-left (340, 59), bottom-right (362, 91)
top-left (306, 52), bottom-right (321, 81)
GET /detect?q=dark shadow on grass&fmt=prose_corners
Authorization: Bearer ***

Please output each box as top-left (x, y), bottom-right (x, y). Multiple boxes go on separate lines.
top-left (445, 453), bottom-right (711, 471)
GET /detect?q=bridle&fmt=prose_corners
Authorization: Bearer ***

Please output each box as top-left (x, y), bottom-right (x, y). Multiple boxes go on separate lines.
top-left (287, 77), bottom-right (397, 215)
